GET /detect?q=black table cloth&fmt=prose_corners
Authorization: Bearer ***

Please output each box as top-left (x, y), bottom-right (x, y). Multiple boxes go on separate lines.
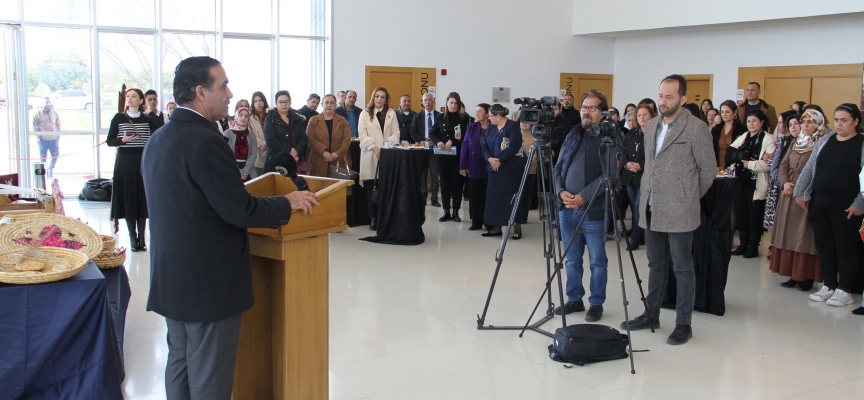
top-left (662, 176), bottom-right (736, 316)
top-left (0, 261), bottom-right (124, 399)
top-left (347, 140), bottom-right (371, 227)
top-left (102, 266), bottom-right (131, 373)
top-left (361, 148), bottom-right (432, 245)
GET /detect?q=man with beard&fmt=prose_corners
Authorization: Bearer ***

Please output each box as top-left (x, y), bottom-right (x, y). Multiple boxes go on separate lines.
top-left (620, 74), bottom-right (715, 345)
top-left (335, 90), bottom-right (362, 138)
top-left (559, 93), bottom-right (582, 127)
top-left (32, 97), bottom-right (61, 178)
top-left (552, 90), bottom-right (619, 323)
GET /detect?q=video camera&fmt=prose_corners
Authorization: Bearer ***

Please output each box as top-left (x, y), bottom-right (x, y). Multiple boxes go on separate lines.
top-left (515, 96), bottom-right (559, 127)
top-left (590, 111), bottom-right (623, 140)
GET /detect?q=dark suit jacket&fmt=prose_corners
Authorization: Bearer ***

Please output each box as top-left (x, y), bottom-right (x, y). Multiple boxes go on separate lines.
top-left (147, 111), bottom-right (165, 131)
top-left (435, 112), bottom-right (470, 149)
top-left (410, 109), bottom-right (442, 143)
top-left (142, 107), bottom-right (292, 322)
top-left (395, 108), bottom-right (416, 143)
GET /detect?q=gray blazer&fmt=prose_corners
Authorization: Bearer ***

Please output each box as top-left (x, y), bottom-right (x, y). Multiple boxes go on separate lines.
top-left (640, 111), bottom-right (717, 233)
top-left (792, 131), bottom-right (864, 212)
top-left (224, 129), bottom-right (258, 179)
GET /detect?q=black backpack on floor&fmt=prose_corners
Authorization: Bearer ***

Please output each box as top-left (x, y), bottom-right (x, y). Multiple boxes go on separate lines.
top-left (548, 324), bottom-right (629, 366)
top-left (78, 178), bottom-right (113, 201)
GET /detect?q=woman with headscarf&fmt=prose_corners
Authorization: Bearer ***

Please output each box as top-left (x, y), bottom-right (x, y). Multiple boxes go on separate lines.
top-left (480, 104), bottom-right (524, 237)
top-left (726, 109), bottom-right (776, 258)
top-left (794, 104), bottom-right (864, 307)
top-left (769, 110), bottom-right (822, 290)
top-left (223, 107), bottom-right (257, 181)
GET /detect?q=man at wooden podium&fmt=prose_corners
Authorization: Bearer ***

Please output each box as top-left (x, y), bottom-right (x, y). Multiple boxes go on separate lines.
top-left (142, 56), bottom-right (318, 400)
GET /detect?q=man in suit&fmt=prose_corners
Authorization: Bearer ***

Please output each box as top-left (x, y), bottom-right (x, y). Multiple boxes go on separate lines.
top-left (395, 94), bottom-right (416, 143)
top-left (335, 90), bottom-right (362, 138)
top-left (411, 92), bottom-right (442, 206)
top-left (144, 89), bottom-right (166, 130)
top-left (737, 82), bottom-right (778, 131)
top-left (142, 56), bottom-right (318, 400)
top-left (620, 74), bottom-right (716, 346)
top-left (298, 93), bottom-right (320, 120)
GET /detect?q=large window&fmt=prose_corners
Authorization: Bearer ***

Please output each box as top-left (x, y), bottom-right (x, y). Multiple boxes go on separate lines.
top-left (3, 0), bottom-right (330, 194)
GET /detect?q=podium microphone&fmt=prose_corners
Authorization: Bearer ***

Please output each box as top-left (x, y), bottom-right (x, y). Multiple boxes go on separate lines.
top-left (293, 175), bottom-right (309, 191)
top-left (271, 152), bottom-right (308, 191)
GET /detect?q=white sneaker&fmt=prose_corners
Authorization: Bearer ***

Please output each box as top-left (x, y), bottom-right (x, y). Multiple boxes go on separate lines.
top-left (826, 289), bottom-right (854, 307)
top-left (808, 286), bottom-right (834, 302)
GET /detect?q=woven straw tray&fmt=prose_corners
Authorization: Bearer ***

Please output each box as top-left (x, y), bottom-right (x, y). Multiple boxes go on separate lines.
top-left (0, 246), bottom-right (90, 284)
top-left (0, 214), bottom-right (102, 259)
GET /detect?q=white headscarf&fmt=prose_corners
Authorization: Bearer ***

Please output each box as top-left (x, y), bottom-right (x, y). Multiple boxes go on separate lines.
top-left (793, 110), bottom-right (826, 153)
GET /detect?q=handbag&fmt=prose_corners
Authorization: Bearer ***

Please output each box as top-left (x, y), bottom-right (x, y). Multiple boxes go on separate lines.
top-left (328, 156), bottom-right (357, 180)
top-left (297, 148), bottom-right (312, 175)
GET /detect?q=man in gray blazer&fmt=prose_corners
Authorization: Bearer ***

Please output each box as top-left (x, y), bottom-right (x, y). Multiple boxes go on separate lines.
top-left (143, 56), bottom-right (318, 399)
top-left (620, 75), bottom-right (716, 345)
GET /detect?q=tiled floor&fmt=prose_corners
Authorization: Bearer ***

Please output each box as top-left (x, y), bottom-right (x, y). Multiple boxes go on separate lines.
top-left (62, 199), bottom-right (864, 400)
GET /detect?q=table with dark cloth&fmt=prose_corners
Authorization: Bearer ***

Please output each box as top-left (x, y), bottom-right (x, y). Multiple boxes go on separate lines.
top-left (0, 261), bottom-right (124, 399)
top-left (102, 266), bottom-right (132, 370)
top-left (662, 176), bottom-right (737, 316)
top-left (347, 140), bottom-right (371, 227)
top-left (361, 148), bottom-right (432, 245)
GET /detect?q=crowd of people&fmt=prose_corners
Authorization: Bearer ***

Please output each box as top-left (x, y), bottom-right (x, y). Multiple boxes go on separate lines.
top-left (106, 77), bottom-right (864, 334)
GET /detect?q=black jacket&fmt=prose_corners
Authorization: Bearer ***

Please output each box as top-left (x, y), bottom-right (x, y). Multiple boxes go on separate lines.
top-left (263, 108), bottom-right (309, 167)
top-left (549, 114), bottom-right (574, 157)
top-left (435, 112), bottom-right (470, 148)
top-left (620, 127), bottom-right (645, 188)
top-left (560, 106), bottom-right (582, 127)
top-left (410, 109), bottom-right (443, 143)
top-left (711, 120), bottom-right (747, 167)
top-left (147, 111), bottom-right (165, 131)
top-left (141, 107), bottom-right (292, 322)
top-left (297, 105), bottom-right (319, 120)
top-left (395, 108), bottom-right (416, 143)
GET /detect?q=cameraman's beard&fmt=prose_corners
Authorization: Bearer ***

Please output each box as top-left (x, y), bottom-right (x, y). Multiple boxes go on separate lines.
top-left (660, 104), bottom-right (680, 118)
top-left (581, 118), bottom-right (594, 130)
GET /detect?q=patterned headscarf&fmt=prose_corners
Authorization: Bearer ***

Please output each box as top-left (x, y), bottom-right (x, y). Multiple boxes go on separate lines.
top-left (233, 107), bottom-right (250, 130)
top-left (793, 109), bottom-right (826, 153)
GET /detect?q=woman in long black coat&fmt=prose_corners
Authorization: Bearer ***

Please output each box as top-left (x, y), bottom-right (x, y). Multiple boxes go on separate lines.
top-left (107, 88), bottom-right (159, 252)
top-left (263, 90), bottom-right (309, 172)
top-left (480, 104), bottom-right (525, 237)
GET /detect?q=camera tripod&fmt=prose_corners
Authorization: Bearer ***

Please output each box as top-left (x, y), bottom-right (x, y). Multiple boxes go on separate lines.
top-left (476, 129), bottom-right (652, 374)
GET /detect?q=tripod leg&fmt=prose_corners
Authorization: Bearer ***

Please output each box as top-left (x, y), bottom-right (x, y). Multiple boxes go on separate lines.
top-left (607, 183), bottom-right (637, 374)
top-left (614, 191), bottom-right (655, 333)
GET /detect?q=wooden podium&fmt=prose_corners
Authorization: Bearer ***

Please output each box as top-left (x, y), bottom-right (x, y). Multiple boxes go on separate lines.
top-left (233, 173), bottom-right (352, 400)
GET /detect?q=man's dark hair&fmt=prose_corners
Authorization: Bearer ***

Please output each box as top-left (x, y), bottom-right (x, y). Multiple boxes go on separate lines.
top-left (661, 74), bottom-right (687, 97)
top-left (307, 93), bottom-right (320, 101)
top-left (400, 93), bottom-right (410, 98)
top-left (580, 90), bottom-right (609, 111)
top-left (747, 81), bottom-right (761, 90)
top-left (144, 89), bottom-right (157, 97)
top-left (346, 90), bottom-right (357, 97)
top-left (173, 56), bottom-right (221, 106)
top-left (683, 103), bottom-right (701, 118)
top-left (337, 90), bottom-right (345, 95)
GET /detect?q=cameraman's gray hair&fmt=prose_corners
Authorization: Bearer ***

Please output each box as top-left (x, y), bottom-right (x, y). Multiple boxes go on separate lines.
top-left (422, 92), bottom-right (435, 100)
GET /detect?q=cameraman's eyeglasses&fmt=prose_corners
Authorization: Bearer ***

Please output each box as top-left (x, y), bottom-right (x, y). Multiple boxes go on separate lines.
top-left (579, 106), bottom-right (600, 112)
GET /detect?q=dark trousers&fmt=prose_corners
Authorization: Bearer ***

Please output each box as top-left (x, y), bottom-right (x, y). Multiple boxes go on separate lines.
top-left (165, 314), bottom-right (242, 400)
top-left (808, 202), bottom-right (864, 291)
top-left (468, 177), bottom-right (490, 229)
top-left (734, 187), bottom-right (766, 246)
top-left (364, 179), bottom-right (378, 222)
top-left (438, 155), bottom-right (464, 211)
top-left (420, 155), bottom-right (440, 202)
top-left (645, 208), bottom-right (695, 325)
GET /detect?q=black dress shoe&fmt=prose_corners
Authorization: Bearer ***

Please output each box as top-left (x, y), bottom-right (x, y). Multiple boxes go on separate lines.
top-left (481, 230), bottom-right (502, 237)
top-left (666, 324), bottom-right (692, 345)
top-left (731, 244), bottom-right (749, 256)
top-left (452, 212), bottom-right (461, 222)
top-left (137, 234), bottom-right (147, 252)
top-left (439, 211), bottom-right (452, 222)
top-left (129, 235), bottom-right (139, 253)
top-left (780, 278), bottom-right (800, 288)
top-left (468, 225), bottom-right (482, 231)
top-left (797, 279), bottom-right (814, 291)
top-left (619, 314), bottom-right (659, 331)
top-left (554, 300), bottom-right (585, 315)
top-left (585, 304), bottom-right (603, 322)
top-left (431, 199), bottom-right (441, 207)
top-left (742, 246), bottom-right (759, 258)
top-left (627, 242), bottom-right (640, 251)
top-left (853, 307), bottom-right (864, 315)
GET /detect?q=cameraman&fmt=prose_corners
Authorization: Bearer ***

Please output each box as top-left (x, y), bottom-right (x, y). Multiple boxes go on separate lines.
top-left (552, 90), bottom-right (619, 322)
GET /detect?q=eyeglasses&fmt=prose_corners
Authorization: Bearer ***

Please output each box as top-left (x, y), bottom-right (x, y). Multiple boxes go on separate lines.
top-left (276, 100), bottom-right (290, 105)
top-left (580, 106), bottom-right (600, 112)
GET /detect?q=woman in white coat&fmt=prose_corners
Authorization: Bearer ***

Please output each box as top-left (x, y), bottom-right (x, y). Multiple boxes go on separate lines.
top-left (358, 86), bottom-right (400, 230)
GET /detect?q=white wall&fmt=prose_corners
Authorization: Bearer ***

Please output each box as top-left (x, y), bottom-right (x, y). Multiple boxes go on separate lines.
top-left (333, 0), bottom-right (614, 110)
top-left (612, 15), bottom-right (864, 110)
top-left (573, 0), bottom-right (864, 36)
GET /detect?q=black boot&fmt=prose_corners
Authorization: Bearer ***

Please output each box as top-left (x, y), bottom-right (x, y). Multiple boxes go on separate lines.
top-left (780, 278), bottom-right (800, 288)
top-left (452, 211), bottom-right (461, 222)
top-left (137, 218), bottom-right (147, 251)
top-left (797, 279), bottom-right (814, 291)
top-left (743, 238), bottom-right (761, 258)
top-left (439, 210), bottom-right (452, 222)
top-left (129, 234), bottom-right (139, 252)
top-left (731, 243), bottom-right (749, 256)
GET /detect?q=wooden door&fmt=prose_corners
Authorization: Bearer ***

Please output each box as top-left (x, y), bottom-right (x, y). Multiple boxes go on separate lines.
top-left (811, 77), bottom-right (861, 129)
top-left (560, 73), bottom-right (613, 106)
top-left (764, 78), bottom-right (811, 114)
top-left (365, 66), bottom-right (436, 111)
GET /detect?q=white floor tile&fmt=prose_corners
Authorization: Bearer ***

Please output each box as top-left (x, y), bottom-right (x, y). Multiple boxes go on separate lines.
top-left (329, 354), bottom-right (455, 397)
top-left (366, 381), bottom-right (490, 400)
top-left (413, 341), bottom-right (533, 379)
top-left (462, 365), bottom-right (601, 400)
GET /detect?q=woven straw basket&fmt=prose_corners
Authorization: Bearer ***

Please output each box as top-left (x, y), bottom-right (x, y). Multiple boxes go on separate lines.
top-left (0, 214), bottom-right (102, 259)
top-left (100, 235), bottom-right (116, 250)
top-left (94, 248), bottom-right (126, 269)
top-left (0, 246), bottom-right (90, 284)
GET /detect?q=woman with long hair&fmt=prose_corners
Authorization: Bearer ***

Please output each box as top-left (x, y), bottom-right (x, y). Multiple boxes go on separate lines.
top-left (460, 103), bottom-right (492, 231)
top-left (306, 94), bottom-right (351, 177)
top-left (480, 104), bottom-right (524, 237)
top-left (700, 99), bottom-right (714, 122)
top-left (712, 100), bottom-right (747, 170)
top-left (263, 90), bottom-right (308, 170)
top-left (358, 87), bottom-right (400, 230)
top-left (706, 108), bottom-right (720, 131)
top-left (727, 110), bottom-right (776, 258)
top-left (620, 103), bottom-right (654, 250)
top-left (435, 92), bottom-right (470, 223)
top-left (770, 110), bottom-right (821, 290)
top-left (107, 88), bottom-right (159, 252)
top-left (794, 104), bottom-right (864, 307)
top-left (249, 92), bottom-right (268, 176)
